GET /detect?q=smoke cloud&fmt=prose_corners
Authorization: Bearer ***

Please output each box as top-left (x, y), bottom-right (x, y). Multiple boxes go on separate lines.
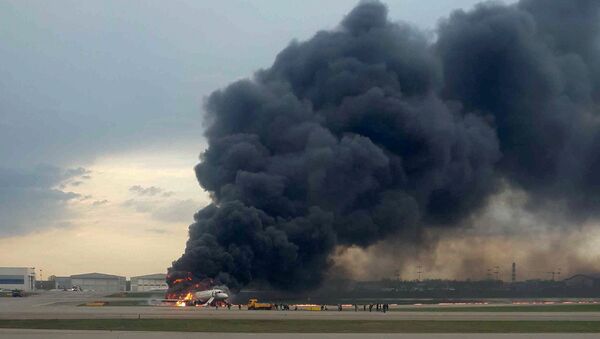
top-left (333, 188), bottom-right (600, 281)
top-left (169, 0), bottom-right (600, 291)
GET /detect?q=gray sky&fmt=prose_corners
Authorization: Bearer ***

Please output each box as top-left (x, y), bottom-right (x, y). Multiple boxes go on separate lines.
top-left (0, 0), bottom-right (498, 167)
top-left (0, 0), bottom-right (515, 275)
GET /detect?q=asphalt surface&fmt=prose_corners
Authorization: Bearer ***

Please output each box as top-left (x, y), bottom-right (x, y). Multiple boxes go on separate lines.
top-left (2, 291), bottom-right (600, 321)
top-left (1, 330), bottom-right (600, 339)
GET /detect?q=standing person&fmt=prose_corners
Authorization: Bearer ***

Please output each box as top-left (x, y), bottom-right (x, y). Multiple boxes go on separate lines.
top-left (238, 304), bottom-right (242, 310)
top-left (363, 305), bottom-right (366, 311)
top-left (369, 304), bottom-right (373, 312)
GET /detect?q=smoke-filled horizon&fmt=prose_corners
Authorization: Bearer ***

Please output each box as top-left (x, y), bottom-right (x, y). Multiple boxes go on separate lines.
top-left (169, 0), bottom-right (600, 291)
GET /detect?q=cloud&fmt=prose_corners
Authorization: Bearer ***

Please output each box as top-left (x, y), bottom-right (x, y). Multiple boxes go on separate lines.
top-left (129, 185), bottom-right (173, 197)
top-left (92, 199), bottom-right (109, 206)
top-left (64, 167), bottom-right (90, 177)
top-left (0, 165), bottom-right (87, 236)
top-left (123, 198), bottom-right (199, 223)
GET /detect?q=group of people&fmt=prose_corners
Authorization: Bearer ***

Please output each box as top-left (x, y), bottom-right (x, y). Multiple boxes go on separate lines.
top-left (340, 303), bottom-right (391, 312)
top-left (362, 303), bottom-right (390, 313)
top-left (222, 302), bottom-right (390, 312)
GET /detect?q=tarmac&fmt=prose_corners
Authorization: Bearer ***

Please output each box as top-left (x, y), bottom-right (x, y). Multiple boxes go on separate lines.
top-left (1, 291), bottom-right (600, 339)
top-left (2, 291), bottom-right (600, 321)
top-left (1, 330), bottom-right (600, 339)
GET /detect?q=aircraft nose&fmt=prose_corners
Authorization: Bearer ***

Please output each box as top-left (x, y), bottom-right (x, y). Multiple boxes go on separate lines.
top-left (218, 292), bottom-right (229, 299)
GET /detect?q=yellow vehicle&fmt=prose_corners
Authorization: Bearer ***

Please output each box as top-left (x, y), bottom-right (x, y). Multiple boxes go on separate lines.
top-left (247, 298), bottom-right (274, 310)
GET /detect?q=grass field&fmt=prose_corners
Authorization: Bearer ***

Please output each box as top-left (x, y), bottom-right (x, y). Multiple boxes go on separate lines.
top-left (78, 300), bottom-right (150, 307)
top-left (398, 304), bottom-right (600, 312)
top-left (105, 292), bottom-right (163, 298)
top-left (1, 319), bottom-right (600, 333)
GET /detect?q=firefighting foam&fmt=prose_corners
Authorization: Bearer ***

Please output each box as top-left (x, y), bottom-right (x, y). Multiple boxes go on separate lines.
top-left (168, 0), bottom-right (600, 292)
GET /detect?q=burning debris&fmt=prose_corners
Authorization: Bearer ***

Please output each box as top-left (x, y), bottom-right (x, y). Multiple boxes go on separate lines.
top-left (169, 0), bottom-right (600, 291)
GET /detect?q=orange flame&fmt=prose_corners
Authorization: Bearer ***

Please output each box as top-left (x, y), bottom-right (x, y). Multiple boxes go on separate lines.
top-left (172, 277), bottom-right (193, 285)
top-left (174, 292), bottom-right (194, 307)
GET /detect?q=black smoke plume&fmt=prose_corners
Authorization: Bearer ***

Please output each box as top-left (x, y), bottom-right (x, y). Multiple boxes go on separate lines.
top-left (169, 0), bottom-right (600, 291)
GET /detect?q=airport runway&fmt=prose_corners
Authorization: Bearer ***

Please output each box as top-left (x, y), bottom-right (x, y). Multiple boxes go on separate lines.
top-left (1, 330), bottom-right (600, 339)
top-left (2, 292), bottom-right (600, 321)
top-left (5, 309), bottom-right (600, 321)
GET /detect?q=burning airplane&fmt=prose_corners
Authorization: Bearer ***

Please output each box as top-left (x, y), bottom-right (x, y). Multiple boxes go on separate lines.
top-left (165, 272), bottom-right (230, 307)
top-left (170, 288), bottom-right (230, 307)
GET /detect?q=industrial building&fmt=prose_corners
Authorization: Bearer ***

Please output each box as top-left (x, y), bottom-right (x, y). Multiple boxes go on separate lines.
top-left (130, 273), bottom-right (167, 292)
top-left (70, 273), bottom-right (126, 292)
top-left (0, 267), bottom-right (36, 291)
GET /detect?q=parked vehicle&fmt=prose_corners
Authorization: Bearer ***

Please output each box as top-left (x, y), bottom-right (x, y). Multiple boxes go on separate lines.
top-left (247, 298), bottom-right (274, 310)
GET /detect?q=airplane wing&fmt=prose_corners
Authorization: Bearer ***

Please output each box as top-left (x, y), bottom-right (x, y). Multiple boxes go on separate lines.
top-left (202, 297), bottom-right (214, 306)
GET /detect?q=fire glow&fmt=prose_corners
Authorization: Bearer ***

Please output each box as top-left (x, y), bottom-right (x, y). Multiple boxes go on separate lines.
top-left (175, 292), bottom-right (194, 307)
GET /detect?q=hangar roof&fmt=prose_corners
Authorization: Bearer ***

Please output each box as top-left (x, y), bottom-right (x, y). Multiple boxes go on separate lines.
top-left (70, 272), bottom-right (125, 279)
top-left (131, 273), bottom-right (167, 280)
top-left (564, 273), bottom-right (600, 281)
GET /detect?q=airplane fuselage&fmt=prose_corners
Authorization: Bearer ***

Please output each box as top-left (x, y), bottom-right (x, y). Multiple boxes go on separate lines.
top-left (193, 288), bottom-right (229, 305)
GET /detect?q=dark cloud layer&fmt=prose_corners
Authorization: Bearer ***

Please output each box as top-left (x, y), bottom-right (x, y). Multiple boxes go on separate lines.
top-left (170, 0), bottom-right (600, 291)
top-left (0, 165), bottom-right (87, 235)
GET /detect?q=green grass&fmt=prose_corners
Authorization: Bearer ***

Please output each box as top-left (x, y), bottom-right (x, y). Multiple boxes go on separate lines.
top-left (1, 319), bottom-right (600, 333)
top-left (105, 292), bottom-right (163, 298)
top-left (396, 304), bottom-right (600, 312)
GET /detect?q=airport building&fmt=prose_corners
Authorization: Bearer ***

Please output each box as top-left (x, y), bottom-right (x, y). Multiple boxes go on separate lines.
top-left (70, 273), bottom-right (126, 292)
top-left (35, 280), bottom-right (56, 290)
top-left (0, 267), bottom-right (36, 291)
top-left (48, 276), bottom-right (72, 290)
top-left (130, 273), bottom-right (168, 292)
